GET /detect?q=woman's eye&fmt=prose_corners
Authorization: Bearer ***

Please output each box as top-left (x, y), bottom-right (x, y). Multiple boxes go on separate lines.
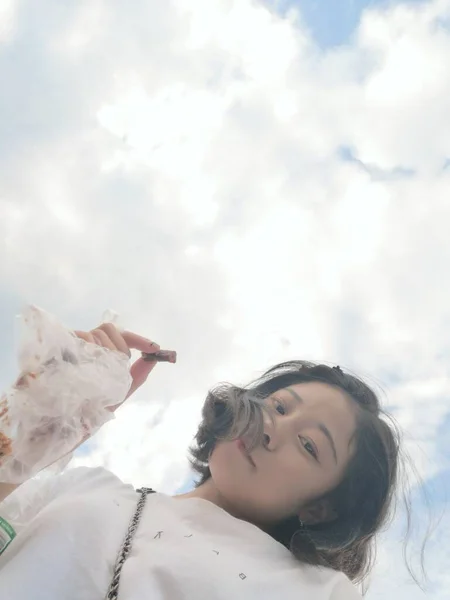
top-left (300, 437), bottom-right (318, 460)
top-left (274, 401), bottom-right (286, 415)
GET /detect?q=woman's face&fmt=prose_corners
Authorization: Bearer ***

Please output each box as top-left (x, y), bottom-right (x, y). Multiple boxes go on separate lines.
top-left (208, 381), bottom-right (358, 526)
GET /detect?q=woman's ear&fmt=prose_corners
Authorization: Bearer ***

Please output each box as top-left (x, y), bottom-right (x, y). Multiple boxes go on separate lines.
top-left (298, 499), bottom-right (337, 525)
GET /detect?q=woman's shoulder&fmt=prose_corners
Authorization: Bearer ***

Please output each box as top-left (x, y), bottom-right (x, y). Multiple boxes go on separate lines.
top-left (56, 465), bottom-right (129, 492)
top-left (329, 573), bottom-right (362, 600)
top-left (289, 563), bottom-right (362, 599)
top-left (0, 465), bottom-right (133, 527)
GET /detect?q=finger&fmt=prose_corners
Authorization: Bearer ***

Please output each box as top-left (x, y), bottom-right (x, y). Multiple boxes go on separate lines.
top-left (73, 331), bottom-right (97, 344)
top-left (121, 331), bottom-right (160, 353)
top-left (91, 328), bottom-right (118, 353)
top-left (126, 357), bottom-right (158, 399)
top-left (97, 322), bottom-right (130, 356)
top-left (109, 357), bottom-right (158, 411)
top-left (96, 323), bottom-right (131, 357)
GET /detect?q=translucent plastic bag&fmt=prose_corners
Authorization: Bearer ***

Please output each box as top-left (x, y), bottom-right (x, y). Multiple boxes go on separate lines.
top-left (0, 305), bottom-right (132, 483)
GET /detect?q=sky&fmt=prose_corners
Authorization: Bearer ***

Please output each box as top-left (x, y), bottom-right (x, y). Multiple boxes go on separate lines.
top-left (0, 0), bottom-right (449, 597)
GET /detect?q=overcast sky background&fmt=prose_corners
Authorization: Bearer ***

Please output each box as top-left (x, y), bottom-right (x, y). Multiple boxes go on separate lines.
top-left (1, 0), bottom-right (450, 597)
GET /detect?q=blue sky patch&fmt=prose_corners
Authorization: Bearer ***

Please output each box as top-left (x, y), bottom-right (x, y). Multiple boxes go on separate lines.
top-left (265, 0), bottom-right (429, 48)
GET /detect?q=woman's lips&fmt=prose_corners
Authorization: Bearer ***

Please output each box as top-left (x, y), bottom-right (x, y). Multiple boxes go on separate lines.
top-left (236, 439), bottom-right (256, 467)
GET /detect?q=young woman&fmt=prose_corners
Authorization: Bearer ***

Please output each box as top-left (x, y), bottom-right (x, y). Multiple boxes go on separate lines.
top-left (0, 322), bottom-right (404, 599)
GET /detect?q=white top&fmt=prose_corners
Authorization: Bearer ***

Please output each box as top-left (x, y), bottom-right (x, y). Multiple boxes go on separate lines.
top-left (0, 467), bottom-right (361, 600)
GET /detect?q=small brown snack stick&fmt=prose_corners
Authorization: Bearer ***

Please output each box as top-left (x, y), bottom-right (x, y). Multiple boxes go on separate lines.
top-left (141, 350), bottom-right (177, 364)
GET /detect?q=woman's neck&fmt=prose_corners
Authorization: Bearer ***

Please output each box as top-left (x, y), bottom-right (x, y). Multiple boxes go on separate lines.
top-left (174, 478), bottom-right (239, 517)
top-left (174, 479), bottom-right (274, 533)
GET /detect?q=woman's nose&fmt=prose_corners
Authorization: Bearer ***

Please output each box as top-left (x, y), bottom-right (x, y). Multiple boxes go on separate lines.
top-left (262, 413), bottom-right (279, 450)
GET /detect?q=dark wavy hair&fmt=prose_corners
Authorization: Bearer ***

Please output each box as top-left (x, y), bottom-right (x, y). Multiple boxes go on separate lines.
top-left (189, 360), bottom-right (422, 588)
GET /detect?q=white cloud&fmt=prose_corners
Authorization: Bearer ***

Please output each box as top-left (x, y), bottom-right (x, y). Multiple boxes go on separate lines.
top-left (1, 0), bottom-right (450, 597)
top-left (344, 0), bottom-right (450, 171)
top-left (0, 0), bottom-right (18, 44)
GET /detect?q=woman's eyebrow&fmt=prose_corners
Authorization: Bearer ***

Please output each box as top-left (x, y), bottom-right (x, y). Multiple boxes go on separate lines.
top-left (285, 387), bottom-right (338, 465)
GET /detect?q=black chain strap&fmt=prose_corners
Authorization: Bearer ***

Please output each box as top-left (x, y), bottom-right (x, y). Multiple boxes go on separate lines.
top-left (105, 487), bottom-right (155, 600)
